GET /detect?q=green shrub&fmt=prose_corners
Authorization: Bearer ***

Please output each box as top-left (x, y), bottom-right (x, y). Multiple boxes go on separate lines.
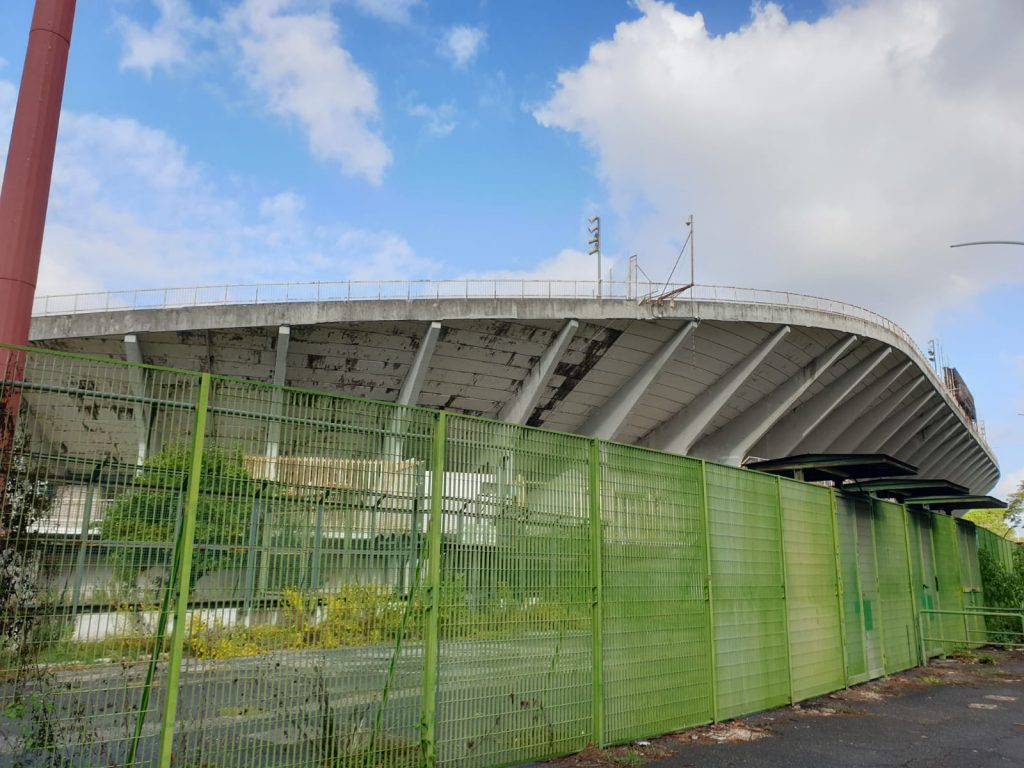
top-left (98, 445), bottom-right (256, 588)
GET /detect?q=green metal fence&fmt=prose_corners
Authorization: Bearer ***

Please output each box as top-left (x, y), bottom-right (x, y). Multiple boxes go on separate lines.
top-left (0, 344), bottom-right (1017, 768)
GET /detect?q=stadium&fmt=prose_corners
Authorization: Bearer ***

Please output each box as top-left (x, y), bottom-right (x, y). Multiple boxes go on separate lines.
top-left (1, 3), bottom-right (1018, 768)
top-left (28, 278), bottom-right (999, 496)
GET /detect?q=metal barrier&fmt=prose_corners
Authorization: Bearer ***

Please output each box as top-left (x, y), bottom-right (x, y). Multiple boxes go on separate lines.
top-left (919, 609), bottom-right (1024, 659)
top-left (0, 343), bottom-right (1016, 768)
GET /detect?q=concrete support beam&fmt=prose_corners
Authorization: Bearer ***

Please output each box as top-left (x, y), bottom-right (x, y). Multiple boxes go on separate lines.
top-left (835, 377), bottom-right (926, 452)
top-left (386, 321), bottom-right (442, 458)
top-left (974, 469), bottom-right (1000, 494)
top-left (758, 345), bottom-right (892, 457)
top-left (690, 334), bottom-right (858, 464)
top-left (124, 334), bottom-right (150, 466)
top-left (499, 319), bottom-right (578, 425)
top-left (953, 454), bottom-right (987, 491)
top-left (579, 321), bottom-right (697, 440)
top-left (644, 325), bottom-right (791, 455)
top-left (928, 440), bottom-right (974, 480)
top-left (796, 360), bottom-right (911, 454)
top-left (906, 417), bottom-right (961, 471)
top-left (265, 325), bottom-right (290, 478)
top-left (397, 321), bottom-right (441, 406)
top-left (963, 458), bottom-right (995, 493)
top-left (876, 400), bottom-right (943, 457)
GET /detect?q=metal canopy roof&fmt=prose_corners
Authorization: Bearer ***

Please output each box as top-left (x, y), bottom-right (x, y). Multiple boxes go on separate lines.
top-left (842, 478), bottom-right (969, 500)
top-left (744, 453), bottom-right (917, 483)
top-left (903, 495), bottom-right (1007, 511)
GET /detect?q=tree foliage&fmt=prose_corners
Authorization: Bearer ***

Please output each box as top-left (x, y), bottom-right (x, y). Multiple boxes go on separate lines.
top-left (1, 433), bottom-right (55, 651)
top-left (98, 445), bottom-right (256, 587)
top-left (965, 478), bottom-right (1024, 541)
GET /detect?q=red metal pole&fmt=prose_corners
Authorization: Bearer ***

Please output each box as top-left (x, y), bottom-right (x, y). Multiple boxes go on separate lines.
top-left (0, 0), bottom-right (76, 348)
top-left (0, 0), bottom-right (76, 483)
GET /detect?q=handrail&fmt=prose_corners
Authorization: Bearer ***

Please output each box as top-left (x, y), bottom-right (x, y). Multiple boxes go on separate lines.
top-left (29, 279), bottom-right (991, 452)
top-left (919, 608), bottom-right (1024, 656)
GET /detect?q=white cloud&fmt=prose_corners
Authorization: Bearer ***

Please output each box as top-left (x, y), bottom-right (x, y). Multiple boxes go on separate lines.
top-left (116, 1), bottom-right (391, 184)
top-left (464, 248), bottom-right (615, 283)
top-left (349, 0), bottom-right (421, 25)
top-left (226, 0), bottom-right (392, 184)
top-left (117, 0), bottom-right (203, 75)
top-left (0, 82), bottom-right (427, 297)
top-left (536, 0), bottom-right (1024, 336)
top-left (994, 465), bottom-right (1024, 503)
top-left (408, 101), bottom-right (457, 137)
top-left (440, 25), bottom-right (486, 68)
top-left (259, 190), bottom-right (305, 219)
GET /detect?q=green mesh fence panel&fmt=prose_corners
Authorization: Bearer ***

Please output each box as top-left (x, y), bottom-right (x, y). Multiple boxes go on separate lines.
top-left (705, 464), bottom-right (789, 719)
top-left (977, 527), bottom-right (1015, 573)
top-left (170, 376), bottom-right (435, 768)
top-left (778, 479), bottom-right (844, 701)
top-left (3, 344), bottom-right (1004, 768)
top-left (931, 515), bottom-right (967, 653)
top-left (872, 501), bottom-right (917, 673)
top-left (1, 347), bottom-right (202, 766)
top-left (844, 496), bottom-right (885, 678)
top-left (909, 511), bottom-right (944, 658)
top-left (435, 416), bottom-right (592, 768)
top-left (955, 521), bottom-right (986, 645)
top-left (834, 495), bottom-right (867, 684)
top-left (599, 445), bottom-right (711, 743)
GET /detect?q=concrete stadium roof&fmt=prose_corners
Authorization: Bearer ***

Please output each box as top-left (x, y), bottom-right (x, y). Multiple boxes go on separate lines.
top-left (28, 281), bottom-right (999, 494)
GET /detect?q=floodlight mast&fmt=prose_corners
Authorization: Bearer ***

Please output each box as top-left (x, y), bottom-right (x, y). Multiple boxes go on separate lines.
top-left (588, 216), bottom-right (601, 298)
top-left (0, 0), bottom-right (77, 458)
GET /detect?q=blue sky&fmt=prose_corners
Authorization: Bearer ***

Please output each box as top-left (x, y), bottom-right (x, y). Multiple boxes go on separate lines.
top-left (1, 0), bottom-right (1021, 499)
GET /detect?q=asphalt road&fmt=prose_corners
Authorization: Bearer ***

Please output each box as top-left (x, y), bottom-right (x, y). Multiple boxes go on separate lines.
top-left (620, 651), bottom-right (1024, 768)
top-left (1, 633), bottom-right (591, 767)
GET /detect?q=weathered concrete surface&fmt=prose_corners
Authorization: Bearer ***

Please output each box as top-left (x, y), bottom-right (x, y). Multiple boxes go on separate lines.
top-left (547, 652), bottom-right (1024, 768)
top-left (25, 297), bottom-right (999, 493)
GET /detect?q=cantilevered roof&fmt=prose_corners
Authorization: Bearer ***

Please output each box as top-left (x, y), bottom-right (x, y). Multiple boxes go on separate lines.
top-left (25, 283), bottom-right (1001, 494)
top-left (744, 453), bottom-right (917, 483)
top-left (903, 495), bottom-right (1007, 512)
top-left (843, 477), bottom-right (969, 500)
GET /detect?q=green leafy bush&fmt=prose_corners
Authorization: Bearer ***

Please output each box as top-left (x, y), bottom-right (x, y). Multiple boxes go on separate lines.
top-left (98, 445), bottom-right (256, 588)
top-left (978, 547), bottom-right (1024, 644)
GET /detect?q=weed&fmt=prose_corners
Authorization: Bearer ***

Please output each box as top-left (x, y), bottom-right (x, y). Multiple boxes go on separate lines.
top-left (612, 750), bottom-right (643, 765)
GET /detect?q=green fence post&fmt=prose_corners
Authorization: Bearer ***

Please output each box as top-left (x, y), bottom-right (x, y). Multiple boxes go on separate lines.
top-left (699, 461), bottom-right (718, 723)
top-left (900, 504), bottom-right (923, 666)
top-left (421, 410), bottom-right (446, 768)
top-left (869, 500), bottom-right (889, 674)
top-left (156, 372), bottom-right (210, 768)
top-left (828, 490), bottom-right (849, 687)
top-left (775, 477), bottom-right (795, 704)
top-left (588, 439), bottom-right (605, 748)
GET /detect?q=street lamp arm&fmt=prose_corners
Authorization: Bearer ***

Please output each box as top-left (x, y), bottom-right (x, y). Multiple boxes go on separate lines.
top-left (950, 241), bottom-right (1024, 248)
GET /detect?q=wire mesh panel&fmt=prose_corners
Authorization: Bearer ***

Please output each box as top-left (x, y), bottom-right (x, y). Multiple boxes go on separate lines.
top-left (931, 515), bottom-right (967, 654)
top-left (872, 501), bottom-right (916, 673)
top-left (853, 499), bottom-right (884, 679)
top-left (436, 416), bottom-right (592, 768)
top-left (1, 346), bottom-right (202, 766)
top-left (955, 521), bottom-right (985, 646)
top-left (599, 445), bottom-right (710, 743)
top-left (834, 495), bottom-right (867, 684)
top-left (171, 377), bottom-right (435, 768)
top-left (705, 464), bottom-right (789, 720)
top-left (778, 479), bottom-right (844, 701)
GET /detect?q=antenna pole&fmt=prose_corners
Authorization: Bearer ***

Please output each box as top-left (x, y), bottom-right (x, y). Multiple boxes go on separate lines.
top-left (588, 216), bottom-right (602, 298)
top-left (687, 214), bottom-right (695, 287)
